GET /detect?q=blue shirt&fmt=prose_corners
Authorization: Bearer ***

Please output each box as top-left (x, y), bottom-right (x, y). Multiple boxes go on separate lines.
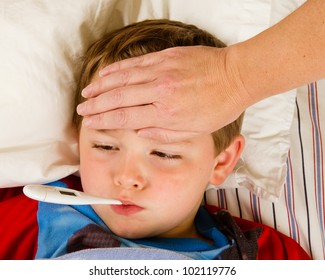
top-left (36, 180), bottom-right (231, 259)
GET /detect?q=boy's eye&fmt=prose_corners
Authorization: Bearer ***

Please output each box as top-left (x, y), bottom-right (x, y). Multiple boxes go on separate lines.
top-left (92, 144), bottom-right (117, 151)
top-left (151, 151), bottom-right (181, 160)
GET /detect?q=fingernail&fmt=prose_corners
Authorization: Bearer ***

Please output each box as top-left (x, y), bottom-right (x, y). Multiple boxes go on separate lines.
top-left (99, 68), bottom-right (109, 77)
top-left (81, 86), bottom-right (91, 97)
top-left (76, 104), bottom-right (84, 115)
top-left (82, 117), bottom-right (92, 127)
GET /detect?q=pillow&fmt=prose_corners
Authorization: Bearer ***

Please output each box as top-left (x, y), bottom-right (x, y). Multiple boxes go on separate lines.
top-left (0, 0), bottom-right (121, 187)
top-left (0, 0), bottom-right (301, 201)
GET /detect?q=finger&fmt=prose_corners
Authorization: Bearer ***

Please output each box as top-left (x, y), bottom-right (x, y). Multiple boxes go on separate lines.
top-left (82, 65), bottom-right (156, 98)
top-left (77, 83), bottom-right (158, 116)
top-left (137, 128), bottom-right (201, 143)
top-left (98, 49), bottom-right (167, 77)
top-left (81, 104), bottom-right (161, 130)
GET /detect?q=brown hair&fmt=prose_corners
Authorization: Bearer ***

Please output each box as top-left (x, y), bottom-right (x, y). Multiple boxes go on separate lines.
top-left (74, 19), bottom-right (244, 154)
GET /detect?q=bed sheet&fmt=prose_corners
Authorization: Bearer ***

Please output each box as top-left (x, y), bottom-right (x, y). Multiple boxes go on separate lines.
top-left (206, 80), bottom-right (325, 260)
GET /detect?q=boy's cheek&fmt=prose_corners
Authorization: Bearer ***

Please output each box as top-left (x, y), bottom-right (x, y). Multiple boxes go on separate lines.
top-left (79, 161), bottom-right (104, 194)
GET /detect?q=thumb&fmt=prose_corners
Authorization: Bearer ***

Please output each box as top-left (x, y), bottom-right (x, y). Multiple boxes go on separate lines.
top-left (137, 128), bottom-right (200, 143)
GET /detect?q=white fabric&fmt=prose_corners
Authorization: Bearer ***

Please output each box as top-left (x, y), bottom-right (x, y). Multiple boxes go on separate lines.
top-left (206, 80), bottom-right (325, 259)
top-left (0, 0), bottom-right (118, 187)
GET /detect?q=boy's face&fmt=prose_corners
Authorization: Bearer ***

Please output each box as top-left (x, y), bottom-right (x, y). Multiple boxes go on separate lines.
top-left (79, 126), bottom-right (222, 239)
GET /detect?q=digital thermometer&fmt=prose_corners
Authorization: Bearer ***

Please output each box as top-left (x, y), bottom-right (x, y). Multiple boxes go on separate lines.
top-left (23, 184), bottom-right (122, 205)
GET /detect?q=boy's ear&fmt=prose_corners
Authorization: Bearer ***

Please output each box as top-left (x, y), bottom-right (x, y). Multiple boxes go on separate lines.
top-left (209, 135), bottom-right (245, 186)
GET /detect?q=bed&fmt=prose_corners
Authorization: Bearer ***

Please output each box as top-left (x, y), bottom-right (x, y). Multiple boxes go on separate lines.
top-left (1, 0), bottom-right (323, 259)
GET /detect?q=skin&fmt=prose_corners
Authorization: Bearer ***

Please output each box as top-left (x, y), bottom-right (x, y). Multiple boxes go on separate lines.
top-left (77, 0), bottom-right (325, 143)
top-left (78, 125), bottom-right (244, 240)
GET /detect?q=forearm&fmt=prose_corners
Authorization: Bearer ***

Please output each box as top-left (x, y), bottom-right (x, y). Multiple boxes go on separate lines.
top-left (230, 0), bottom-right (325, 104)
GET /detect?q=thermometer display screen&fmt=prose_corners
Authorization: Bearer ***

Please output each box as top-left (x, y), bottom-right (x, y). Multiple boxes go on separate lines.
top-left (59, 190), bottom-right (77, 196)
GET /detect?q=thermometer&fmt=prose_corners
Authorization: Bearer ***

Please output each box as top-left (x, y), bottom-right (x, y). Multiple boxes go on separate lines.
top-left (23, 184), bottom-right (122, 205)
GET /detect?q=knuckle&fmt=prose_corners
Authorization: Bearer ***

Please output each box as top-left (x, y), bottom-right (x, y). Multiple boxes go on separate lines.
top-left (111, 88), bottom-right (124, 106)
top-left (89, 112), bottom-right (106, 128)
top-left (96, 112), bottom-right (106, 125)
top-left (91, 79), bottom-right (104, 95)
top-left (154, 102), bottom-right (177, 127)
top-left (160, 102), bottom-right (176, 118)
top-left (134, 55), bottom-right (145, 65)
top-left (162, 47), bottom-right (182, 60)
top-left (119, 70), bottom-right (131, 86)
top-left (115, 109), bottom-right (128, 127)
top-left (155, 77), bottom-right (179, 116)
top-left (156, 74), bottom-right (176, 96)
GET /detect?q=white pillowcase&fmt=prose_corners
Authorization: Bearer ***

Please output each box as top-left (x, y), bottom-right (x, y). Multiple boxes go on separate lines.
top-left (0, 0), bottom-right (118, 187)
top-left (0, 0), bottom-right (302, 200)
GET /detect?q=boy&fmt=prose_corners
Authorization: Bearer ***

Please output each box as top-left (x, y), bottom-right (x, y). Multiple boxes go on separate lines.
top-left (0, 19), bottom-right (309, 260)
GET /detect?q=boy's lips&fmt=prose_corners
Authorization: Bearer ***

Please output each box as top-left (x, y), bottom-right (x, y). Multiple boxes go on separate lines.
top-left (110, 200), bottom-right (144, 216)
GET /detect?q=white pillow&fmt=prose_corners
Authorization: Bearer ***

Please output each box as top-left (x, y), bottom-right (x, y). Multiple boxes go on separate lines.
top-left (0, 0), bottom-right (121, 187)
top-left (0, 0), bottom-right (301, 201)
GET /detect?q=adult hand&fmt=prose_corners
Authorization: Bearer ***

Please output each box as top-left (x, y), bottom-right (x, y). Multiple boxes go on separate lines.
top-left (77, 45), bottom-right (252, 142)
top-left (77, 0), bottom-right (325, 143)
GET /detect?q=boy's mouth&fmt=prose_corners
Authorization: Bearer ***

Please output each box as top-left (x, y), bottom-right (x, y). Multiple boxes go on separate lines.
top-left (120, 200), bottom-right (136, 205)
top-left (111, 200), bottom-right (144, 216)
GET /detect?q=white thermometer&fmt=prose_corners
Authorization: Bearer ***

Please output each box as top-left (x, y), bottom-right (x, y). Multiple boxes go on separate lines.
top-left (23, 184), bottom-right (122, 205)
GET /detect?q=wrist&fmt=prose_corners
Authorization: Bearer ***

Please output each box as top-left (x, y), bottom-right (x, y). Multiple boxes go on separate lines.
top-left (222, 44), bottom-right (256, 110)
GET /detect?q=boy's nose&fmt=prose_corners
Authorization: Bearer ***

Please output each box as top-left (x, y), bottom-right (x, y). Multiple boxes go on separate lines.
top-left (114, 158), bottom-right (146, 190)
